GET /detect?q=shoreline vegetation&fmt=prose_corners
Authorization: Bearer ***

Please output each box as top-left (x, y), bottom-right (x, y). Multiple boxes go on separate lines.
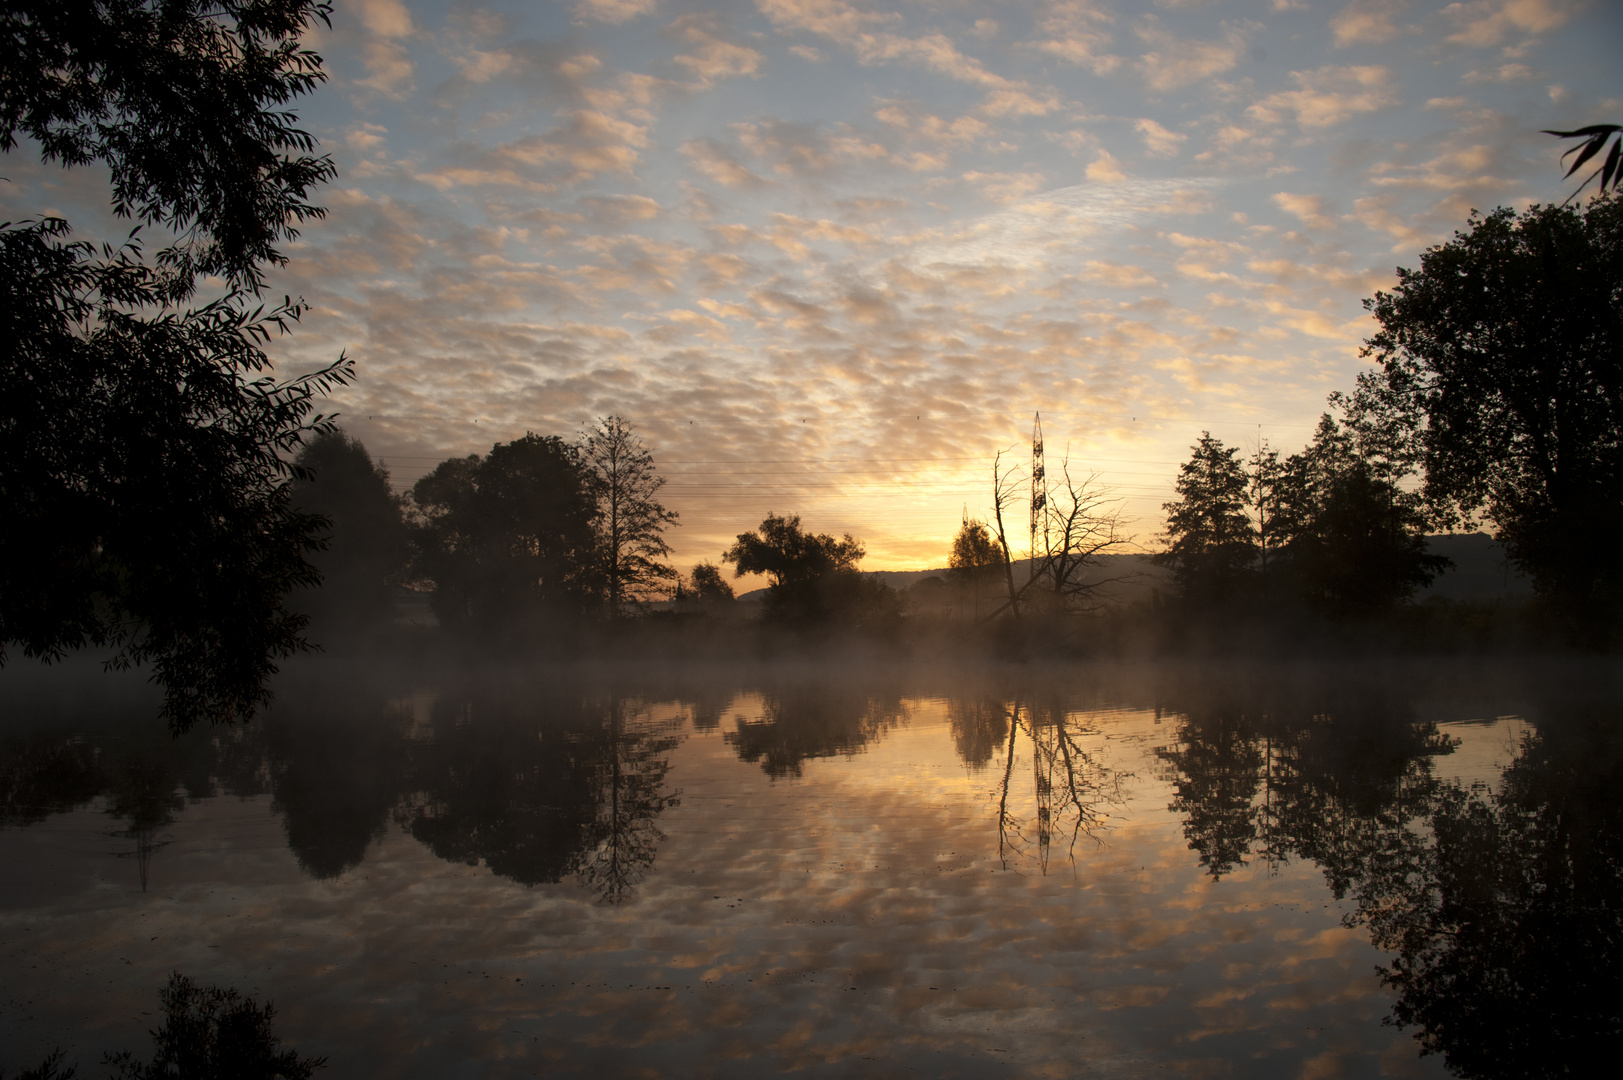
top-left (2, 0), bottom-right (1617, 720)
top-left (278, 195), bottom-right (1623, 674)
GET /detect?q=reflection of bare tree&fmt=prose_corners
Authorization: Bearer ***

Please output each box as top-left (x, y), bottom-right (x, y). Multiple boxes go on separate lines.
top-left (575, 696), bottom-right (682, 904)
top-left (979, 695), bottom-right (1124, 874)
top-left (98, 727), bottom-right (232, 892)
top-left (726, 684), bottom-right (907, 779)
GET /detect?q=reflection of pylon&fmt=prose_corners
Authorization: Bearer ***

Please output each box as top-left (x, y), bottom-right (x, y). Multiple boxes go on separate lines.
top-left (111, 825), bottom-right (172, 893)
top-left (1033, 721), bottom-right (1053, 874)
top-left (1029, 412), bottom-right (1046, 560)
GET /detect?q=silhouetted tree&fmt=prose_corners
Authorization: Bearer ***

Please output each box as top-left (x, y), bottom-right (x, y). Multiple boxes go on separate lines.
top-left (1155, 433), bottom-right (1258, 606)
top-left (1248, 440), bottom-right (1285, 578)
top-left (410, 434), bottom-right (599, 636)
top-left (290, 430), bottom-right (408, 635)
top-left (0, 0), bottom-right (348, 731)
top-left (1029, 461), bottom-right (1130, 614)
top-left (1352, 199), bottom-right (1623, 639)
top-left (1271, 415), bottom-right (1449, 613)
top-left (949, 515), bottom-right (1001, 583)
top-left (722, 513), bottom-right (879, 624)
top-left (583, 416), bottom-right (678, 618)
top-left (685, 562), bottom-right (734, 603)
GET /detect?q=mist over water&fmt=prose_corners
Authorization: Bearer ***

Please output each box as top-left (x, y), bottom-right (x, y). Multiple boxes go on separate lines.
top-left (1, 653), bottom-right (1617, 1078)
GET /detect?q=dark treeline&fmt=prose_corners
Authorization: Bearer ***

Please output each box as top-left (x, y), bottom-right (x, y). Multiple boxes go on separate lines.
top-left (288, 418), bottom-right (913, 653)
top-left (941, 196), bottom-right (1623, 655)
top-left (289, 202), bottom-right (1620, 661)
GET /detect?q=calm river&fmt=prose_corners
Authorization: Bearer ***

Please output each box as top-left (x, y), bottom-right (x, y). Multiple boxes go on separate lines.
top-left (2, 655), bottom-right (1616, 1078)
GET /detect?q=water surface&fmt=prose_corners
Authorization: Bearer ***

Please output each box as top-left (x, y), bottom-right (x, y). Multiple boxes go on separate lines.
top-left (1, 657), bottom-right (1616, 1077)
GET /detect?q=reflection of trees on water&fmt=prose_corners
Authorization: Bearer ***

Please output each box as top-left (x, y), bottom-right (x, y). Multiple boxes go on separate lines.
top-left (1155, 709), bottom-right (1267, 877)
top-left (574, 697), bottom-right (682, 903)
top-left (0, 720), bottom-right (265, 890)
top-left (0, 731), bottom-right (104, 827)
top-left (1355, 708), bottom-right (1623, 1078)
top-left (1155, 689), bottom-right (1455, 880)
top-left (969, 695), bottom-right (1123, 874)
top-left (265, 686), bottom-right (408, 880)
top-left (0, 680), bottom-right (684, 902)
top-left (725, 684), bottom-right (907, 778)
top-left (397, 689), bottom-right (682, 902)
top-left (1155, 685), bottom-right (1622, 1077)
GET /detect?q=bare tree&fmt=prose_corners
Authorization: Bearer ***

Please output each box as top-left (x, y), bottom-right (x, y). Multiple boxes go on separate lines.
top-left (1032, 459), bottom-right (1131, 612)
top-left (983, 449), bottom-right (1131, 621)
top-left (583, 416), bottom-right (678, 618)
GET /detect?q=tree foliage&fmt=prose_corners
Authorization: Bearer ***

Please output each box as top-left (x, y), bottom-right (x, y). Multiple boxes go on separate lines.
top-left (410, 435), bottom-right (599, 636)
top-left (1155, 433), bottom-right (1258, 605)
top-left (1352, 199), bottom-right (1623, 636)
top-left (722, 513), bottom-right (893, 624)
top-left (1545, 125), bottom-right (1623, 204)
top-left (289, 429), bottom-right (408, 634)
top-left (0, 221), bottom-right (348, 730)
top-left (685, 562), bottom-right (734, 603)
top-left (948, 515), bottom-right (1001, 582)
top-left (1271, 415), bottom-right (1448, 612)
top-left (1, 0), bottom-right (346, 730)
top-left (582, 416), bottom-right (678, 616)
top-left (2, 0), bottom-right (337, 292)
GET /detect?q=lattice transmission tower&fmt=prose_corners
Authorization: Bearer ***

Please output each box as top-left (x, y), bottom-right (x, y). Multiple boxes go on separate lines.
top-left (1029, 411), bottom-right (1046, 561)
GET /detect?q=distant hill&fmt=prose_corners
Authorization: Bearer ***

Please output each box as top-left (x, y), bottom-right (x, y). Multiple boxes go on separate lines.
top-left (734, 533), bottom-right (1532, 606)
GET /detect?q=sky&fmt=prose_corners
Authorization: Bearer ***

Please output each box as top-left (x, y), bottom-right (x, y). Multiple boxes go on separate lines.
top-left (10, 0), bottom-right (1623, 571)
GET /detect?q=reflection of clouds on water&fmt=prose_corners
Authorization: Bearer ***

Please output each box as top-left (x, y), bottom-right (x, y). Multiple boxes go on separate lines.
top-left (0, 698), bottom-right (1443, 1078)
top-left (908, 180), bottom-right (1225, 272)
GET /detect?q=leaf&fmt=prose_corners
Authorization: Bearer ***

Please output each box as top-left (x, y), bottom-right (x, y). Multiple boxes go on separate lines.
top-left (1561, 133), bottom-right (1608, 177)
top-left (1599, 137), bottom-right (1623, 194)
top-left (1542, 125), bottom-right (1623, 138)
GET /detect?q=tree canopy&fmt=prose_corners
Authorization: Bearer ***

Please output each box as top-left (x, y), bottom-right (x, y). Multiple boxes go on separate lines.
top-left (1, 0), bottom-right (346, 730)
top-left (1269, 415), bottom-right (1448, 613)
top-left (410, 434), bottom-right (599, 636)
top-left (1155, 433), bottom-right (1258, 605)
top-left (1352, 198), bottom-right (1623, 638)
top-left (289, 429), bottom-right (408, 635)
top-left (2, 0), bottom-right (337, 292)
top-left (582, 416), bottom-right (678, 617)
top-left (948, 515), bottom-right (1001, 582)
top-left (722, 513), bottom-right (885, 624)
